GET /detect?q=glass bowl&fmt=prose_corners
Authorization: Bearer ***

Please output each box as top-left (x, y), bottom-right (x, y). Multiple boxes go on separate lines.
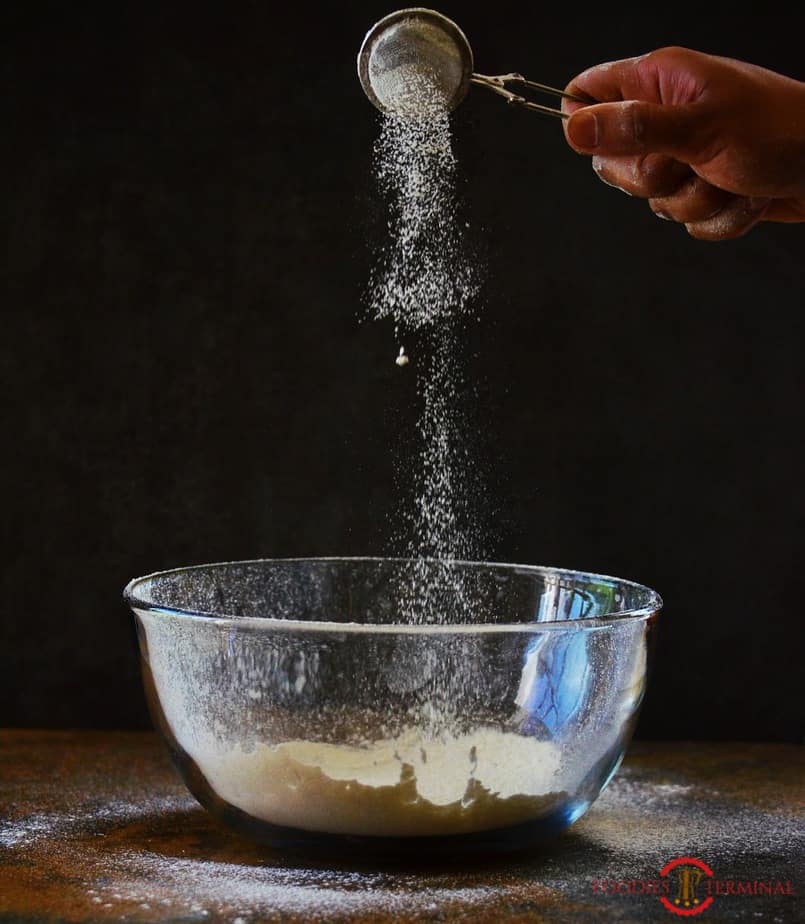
top-left (124, 557), bottom-right (661, 856)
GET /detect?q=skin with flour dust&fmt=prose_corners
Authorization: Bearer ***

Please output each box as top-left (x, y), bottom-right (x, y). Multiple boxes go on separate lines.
top-left (562, 46), bottom-right (805, 239)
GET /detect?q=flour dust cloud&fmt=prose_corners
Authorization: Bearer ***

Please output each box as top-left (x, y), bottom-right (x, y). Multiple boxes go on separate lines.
top-left (368, 73), bottom-right (484, 624)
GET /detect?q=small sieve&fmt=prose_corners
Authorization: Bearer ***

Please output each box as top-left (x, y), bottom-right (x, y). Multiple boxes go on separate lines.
top-left (358, 8), bottom-right (588, 119)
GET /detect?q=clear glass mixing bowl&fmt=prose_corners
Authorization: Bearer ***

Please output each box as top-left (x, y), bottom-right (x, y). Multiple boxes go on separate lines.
top-left (125, 558), bottom-right (661, 856)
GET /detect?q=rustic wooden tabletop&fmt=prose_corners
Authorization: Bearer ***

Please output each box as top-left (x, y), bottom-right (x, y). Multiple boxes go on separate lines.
top-left (0, 731), bottom-right (802, 923)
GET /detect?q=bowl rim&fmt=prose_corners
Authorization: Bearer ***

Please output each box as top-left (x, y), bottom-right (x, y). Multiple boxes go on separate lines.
top-left (124, 556), bottom-right (662, 635)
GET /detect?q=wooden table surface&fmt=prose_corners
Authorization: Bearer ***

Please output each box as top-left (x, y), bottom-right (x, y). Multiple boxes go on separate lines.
top-left (0, 731), bottom-right (802, 923)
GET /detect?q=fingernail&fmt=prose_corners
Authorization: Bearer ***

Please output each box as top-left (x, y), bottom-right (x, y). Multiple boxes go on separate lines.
top-left (654, 210), bottom-right (671, 221)
top-left (568, 110), bottom-right (599, 149)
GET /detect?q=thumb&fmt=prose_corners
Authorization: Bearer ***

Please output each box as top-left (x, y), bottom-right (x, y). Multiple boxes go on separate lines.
top-left (565, 100), bottom-right (704, 161)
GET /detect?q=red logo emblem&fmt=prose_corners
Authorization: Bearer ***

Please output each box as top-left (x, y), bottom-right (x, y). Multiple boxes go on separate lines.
top-left (659, 857), bottom-right (715, 916)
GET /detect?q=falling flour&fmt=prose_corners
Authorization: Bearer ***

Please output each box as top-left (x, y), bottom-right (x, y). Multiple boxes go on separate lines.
top-left (369, 71), bottom-right (477, 332)
top-left (137, 68), bottom-right (542, 850)
top-left (155, 69), bottom-right (543, 844)
top-left (369, 69), bottom-right (483, 625)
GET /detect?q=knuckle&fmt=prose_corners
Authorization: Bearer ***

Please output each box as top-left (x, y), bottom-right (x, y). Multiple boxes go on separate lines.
top-left (685, 217), bottom-right (752, 241)
top-left (637, 155), bottom-right (686, 197)
top-left (648, 45), bottom-right (695, 65)
top-left (648, 199), bottom-right (673, 221)
top-left (594, 155), bottom-right (687, 199)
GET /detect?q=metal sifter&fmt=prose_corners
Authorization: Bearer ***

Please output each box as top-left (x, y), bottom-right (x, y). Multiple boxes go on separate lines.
top-left (357, 7), bottom-right (587, 119)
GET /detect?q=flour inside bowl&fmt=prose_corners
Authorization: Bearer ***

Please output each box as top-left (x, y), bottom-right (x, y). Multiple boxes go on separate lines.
top-left (194, 726), bottom-right (563, 837)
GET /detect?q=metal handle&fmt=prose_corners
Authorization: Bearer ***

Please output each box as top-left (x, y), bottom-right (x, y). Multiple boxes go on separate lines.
top-left (471, 72), bottom-right (589, 119)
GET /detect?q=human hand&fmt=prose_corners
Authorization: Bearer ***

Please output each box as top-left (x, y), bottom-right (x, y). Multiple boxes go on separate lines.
top-left (562, 47), bottom-right (805, 240)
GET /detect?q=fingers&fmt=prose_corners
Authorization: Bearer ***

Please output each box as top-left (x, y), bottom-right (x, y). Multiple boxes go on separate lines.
top-left (562, 47), bottom-right (709, 115)
top-left (590, 149), bottom-right (772, 239)
top-left (685, 197), bottom-right (771, 241)
top-left (649, 175), bottom-right (733, 223)
top-left (565, 100), bottom-right (705, 161)
top-left (563, 55), bottom-right (651, 109)
top-left (592, 154), bottom-right (693, 198)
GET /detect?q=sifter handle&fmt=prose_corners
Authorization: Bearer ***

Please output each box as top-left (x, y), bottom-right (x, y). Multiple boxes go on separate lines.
top-left (471, 72), bottom-right (591, 119)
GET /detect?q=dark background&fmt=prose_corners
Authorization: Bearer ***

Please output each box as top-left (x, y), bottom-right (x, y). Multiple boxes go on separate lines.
top-left (3, 2), bottom-right (803, 741)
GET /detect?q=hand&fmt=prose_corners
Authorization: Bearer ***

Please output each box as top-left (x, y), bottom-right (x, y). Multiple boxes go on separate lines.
top-left (562, 47), bottom-right (805, 240)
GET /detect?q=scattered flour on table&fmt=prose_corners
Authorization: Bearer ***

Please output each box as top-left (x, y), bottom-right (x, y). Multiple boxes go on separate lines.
top-left (98, 851), bottom-right (516, 922)
top-left (0, 797), bottom-right (187, 849)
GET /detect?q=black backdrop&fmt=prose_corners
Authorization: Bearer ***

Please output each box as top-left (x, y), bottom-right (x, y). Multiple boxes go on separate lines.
top-left (3, 2), bottom-right (803, 740)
